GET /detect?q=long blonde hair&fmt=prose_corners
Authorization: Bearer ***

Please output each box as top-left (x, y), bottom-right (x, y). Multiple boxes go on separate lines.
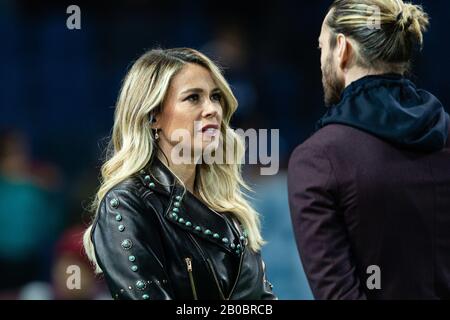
top-left (327, 0), bottom-right (429, 73)
top-left (83, 48), bottom-right (265, 273)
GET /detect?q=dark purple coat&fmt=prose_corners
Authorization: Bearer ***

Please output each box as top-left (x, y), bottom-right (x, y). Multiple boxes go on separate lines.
top-left (288, 124), bottom-right (450, 299)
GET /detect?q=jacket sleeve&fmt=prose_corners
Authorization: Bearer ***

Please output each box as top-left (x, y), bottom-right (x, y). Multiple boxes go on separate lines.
top-left (91, 187), bottom-right (174, 300)
top-left (287, 145), bottom-right (366, 300)
top-left (260, 259), bottom-right (277, 300)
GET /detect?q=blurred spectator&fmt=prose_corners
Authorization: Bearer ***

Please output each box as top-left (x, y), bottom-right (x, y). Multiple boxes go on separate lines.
top-left (0, 129), bottom-right (64, 297)
top-left (16, 225), bottom-right (109, 300)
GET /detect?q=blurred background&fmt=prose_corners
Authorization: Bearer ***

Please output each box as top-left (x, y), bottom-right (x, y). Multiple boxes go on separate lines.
top-left (0, 0), bottom-right (449, 299)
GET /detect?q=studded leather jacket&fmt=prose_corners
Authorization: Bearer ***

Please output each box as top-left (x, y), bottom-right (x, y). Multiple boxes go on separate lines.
top-left (90, 157), bottom-right (277, 300)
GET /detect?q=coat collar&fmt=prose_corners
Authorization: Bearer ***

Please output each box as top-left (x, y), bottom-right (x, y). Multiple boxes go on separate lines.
top-left (138, 157), bottom-right (248, 256)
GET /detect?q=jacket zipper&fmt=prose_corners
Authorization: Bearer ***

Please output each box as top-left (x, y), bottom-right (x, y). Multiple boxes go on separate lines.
top-left (188, 233), bottom-right (227, 300)
top-left (185, 257), bottom-right (198, 300)
top-left (226, 246), bottom-right (245, 299)
top-left (206, 258), bottom-right (227, 300)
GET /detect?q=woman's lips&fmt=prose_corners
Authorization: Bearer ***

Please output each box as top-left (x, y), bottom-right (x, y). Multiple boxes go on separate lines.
top-left (202, 128), bottom-right (219, 137)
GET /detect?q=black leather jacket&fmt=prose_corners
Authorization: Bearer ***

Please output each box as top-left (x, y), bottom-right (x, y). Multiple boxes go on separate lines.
top-left (91, 157), bottom-right (276, 300)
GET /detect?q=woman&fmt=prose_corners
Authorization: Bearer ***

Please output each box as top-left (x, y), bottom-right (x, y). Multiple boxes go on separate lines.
top-left (83, 48), bottom-right (276, 300)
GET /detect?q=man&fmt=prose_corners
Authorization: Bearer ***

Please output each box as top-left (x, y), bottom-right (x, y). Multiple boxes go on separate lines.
top-left (288, 0), bottom-right (450, 299)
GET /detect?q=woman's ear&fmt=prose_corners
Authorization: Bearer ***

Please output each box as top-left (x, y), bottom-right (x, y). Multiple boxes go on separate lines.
top-left (149, 113), bottom-right (158, 129)
top-left (149, 109), bottom-right (163, 129)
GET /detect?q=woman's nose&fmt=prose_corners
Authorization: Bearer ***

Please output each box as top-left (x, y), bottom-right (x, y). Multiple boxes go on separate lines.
top-left (202, 100), bottom-right (219, 118)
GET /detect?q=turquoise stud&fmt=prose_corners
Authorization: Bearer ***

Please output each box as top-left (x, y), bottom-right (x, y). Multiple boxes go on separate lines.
top-left (213, 233), bottom-right (220, 239)
top-left (121, 239), bottom-right (132, 250)
top-left (131, 265), bottom-right (138, 272)
top-left (195, 226), bottom-right (202, 232)
top-left (118, 225), bottom-right (125, 232)
top-left (142, 294), bottom-right (150, 300)
top-left (175, 195), bottom-right (181, 201)
top-left (172, 207), bottom-right (179, 213)
top-left (149, 182), bottom-right (155, 188)
top-left (144, 175), bottom-right (151, 184)
top-left (128, 255), bottom-right (136, 262)
top-left (222, 237), bottom-right (229, 243)
top-left (115, 214), bottom-right (122, 222)
top-left (136, 280), bottom-right (146, 290)
top-left (204, 229), bottom-right (212, 235)
top-left (110, 198), bottom-right (119, 208)
top-left (230, 243), bottom-right (236, 249)
top-left (173, 202), bottom-right (180, 207)
top-left (185, 221), bottom-right (192, 227)
top-left (178, 217), bottom-right (185, 224)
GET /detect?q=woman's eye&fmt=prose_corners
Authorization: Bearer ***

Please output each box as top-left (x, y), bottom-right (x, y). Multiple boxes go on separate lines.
top-left (211, 93), bottom-right (222, 102)
top-left (186, 94), bottom-right (199, 102)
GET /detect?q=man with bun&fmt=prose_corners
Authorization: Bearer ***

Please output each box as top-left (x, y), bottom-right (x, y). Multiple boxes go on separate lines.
top-left (288, 0), bottom-right (450, 299)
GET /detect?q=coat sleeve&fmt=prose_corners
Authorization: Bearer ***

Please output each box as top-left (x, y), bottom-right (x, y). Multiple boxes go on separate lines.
top-left (91, 187), bottom-right (175, 300)
top-left (287, 145), bottom-right (366, 300)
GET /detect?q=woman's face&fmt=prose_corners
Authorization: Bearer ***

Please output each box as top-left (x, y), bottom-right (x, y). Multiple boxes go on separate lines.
top-left (155, 63), bottom-right (224, 162)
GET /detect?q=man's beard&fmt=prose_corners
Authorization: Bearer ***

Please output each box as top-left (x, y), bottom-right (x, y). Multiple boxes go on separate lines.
top-left (322, 54), bottom-right (345, 107)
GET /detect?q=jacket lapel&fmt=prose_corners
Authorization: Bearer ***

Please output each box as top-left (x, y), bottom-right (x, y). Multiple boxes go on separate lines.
top-left (138, 157), bottom-right (244, 255)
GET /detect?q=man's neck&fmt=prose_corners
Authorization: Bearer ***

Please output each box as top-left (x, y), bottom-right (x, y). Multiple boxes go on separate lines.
top-left (344, 67), bottom-right (386, 88)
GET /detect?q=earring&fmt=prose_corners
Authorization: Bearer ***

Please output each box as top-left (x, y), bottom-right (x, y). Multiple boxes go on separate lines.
top-left (154, 128), bottom-right (159, 140)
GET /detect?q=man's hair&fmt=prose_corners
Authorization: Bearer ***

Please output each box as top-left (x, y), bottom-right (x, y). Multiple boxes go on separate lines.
top-left (326, 0), bottom-right (429, 73)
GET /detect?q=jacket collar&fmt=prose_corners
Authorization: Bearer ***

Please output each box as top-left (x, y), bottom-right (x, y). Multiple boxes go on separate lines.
top-left (138, 157), bottom-right (247, 256)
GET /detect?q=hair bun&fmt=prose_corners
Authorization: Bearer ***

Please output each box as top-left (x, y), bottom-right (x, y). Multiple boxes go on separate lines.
top-left (395, 3), bottom-right (429, 46)
top-left (396, 11), bottom-right (412, 30)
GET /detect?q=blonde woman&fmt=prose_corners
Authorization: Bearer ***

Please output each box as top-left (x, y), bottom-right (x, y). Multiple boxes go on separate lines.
top-left (83, 48), bottom-right (276, 300)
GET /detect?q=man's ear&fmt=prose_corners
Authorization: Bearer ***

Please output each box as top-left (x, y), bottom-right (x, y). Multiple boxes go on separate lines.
top-left (336, 33), bottom-right (352, 71)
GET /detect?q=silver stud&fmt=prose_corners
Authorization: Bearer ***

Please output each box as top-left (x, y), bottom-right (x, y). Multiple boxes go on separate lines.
top-left (142, 294), bottom-right (150, 300)
top-left (222, 237), bottom-right (229, 243)
top-left (149, 182), bottom-right (155, 188)
top-left (115, 214), bottom-right (122, 222)
top-left (136, 280), bottom-right (147, 290)
top-left (144, 175), bottom-right (151, 184)
top-left (178, 217), bottom-right (185, 224)
top-left (128, 255), bottom-right (136, 262)
top-left (195, 226), bottom-right (202, 232)
top-left (185, 221), bottom-right (192, 227)
top-left (118, 225), bottom-right (125, 232)
top-left (230, 243), bottom-right (236, 249)
top-left (131, 265), bottom-right (138, 272)
top-left (175, 195), bottom-right (181, 201)
top-left (121, 239), bottom-right (132, 250)
top-left (172, 208), bottom-right (179, 213)
top-left (173, 202), bottom-right (180, 207)
top-left (110, 198), bottom-right (119, 208)
top-left (213, 233), bottom-right (220, 239)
